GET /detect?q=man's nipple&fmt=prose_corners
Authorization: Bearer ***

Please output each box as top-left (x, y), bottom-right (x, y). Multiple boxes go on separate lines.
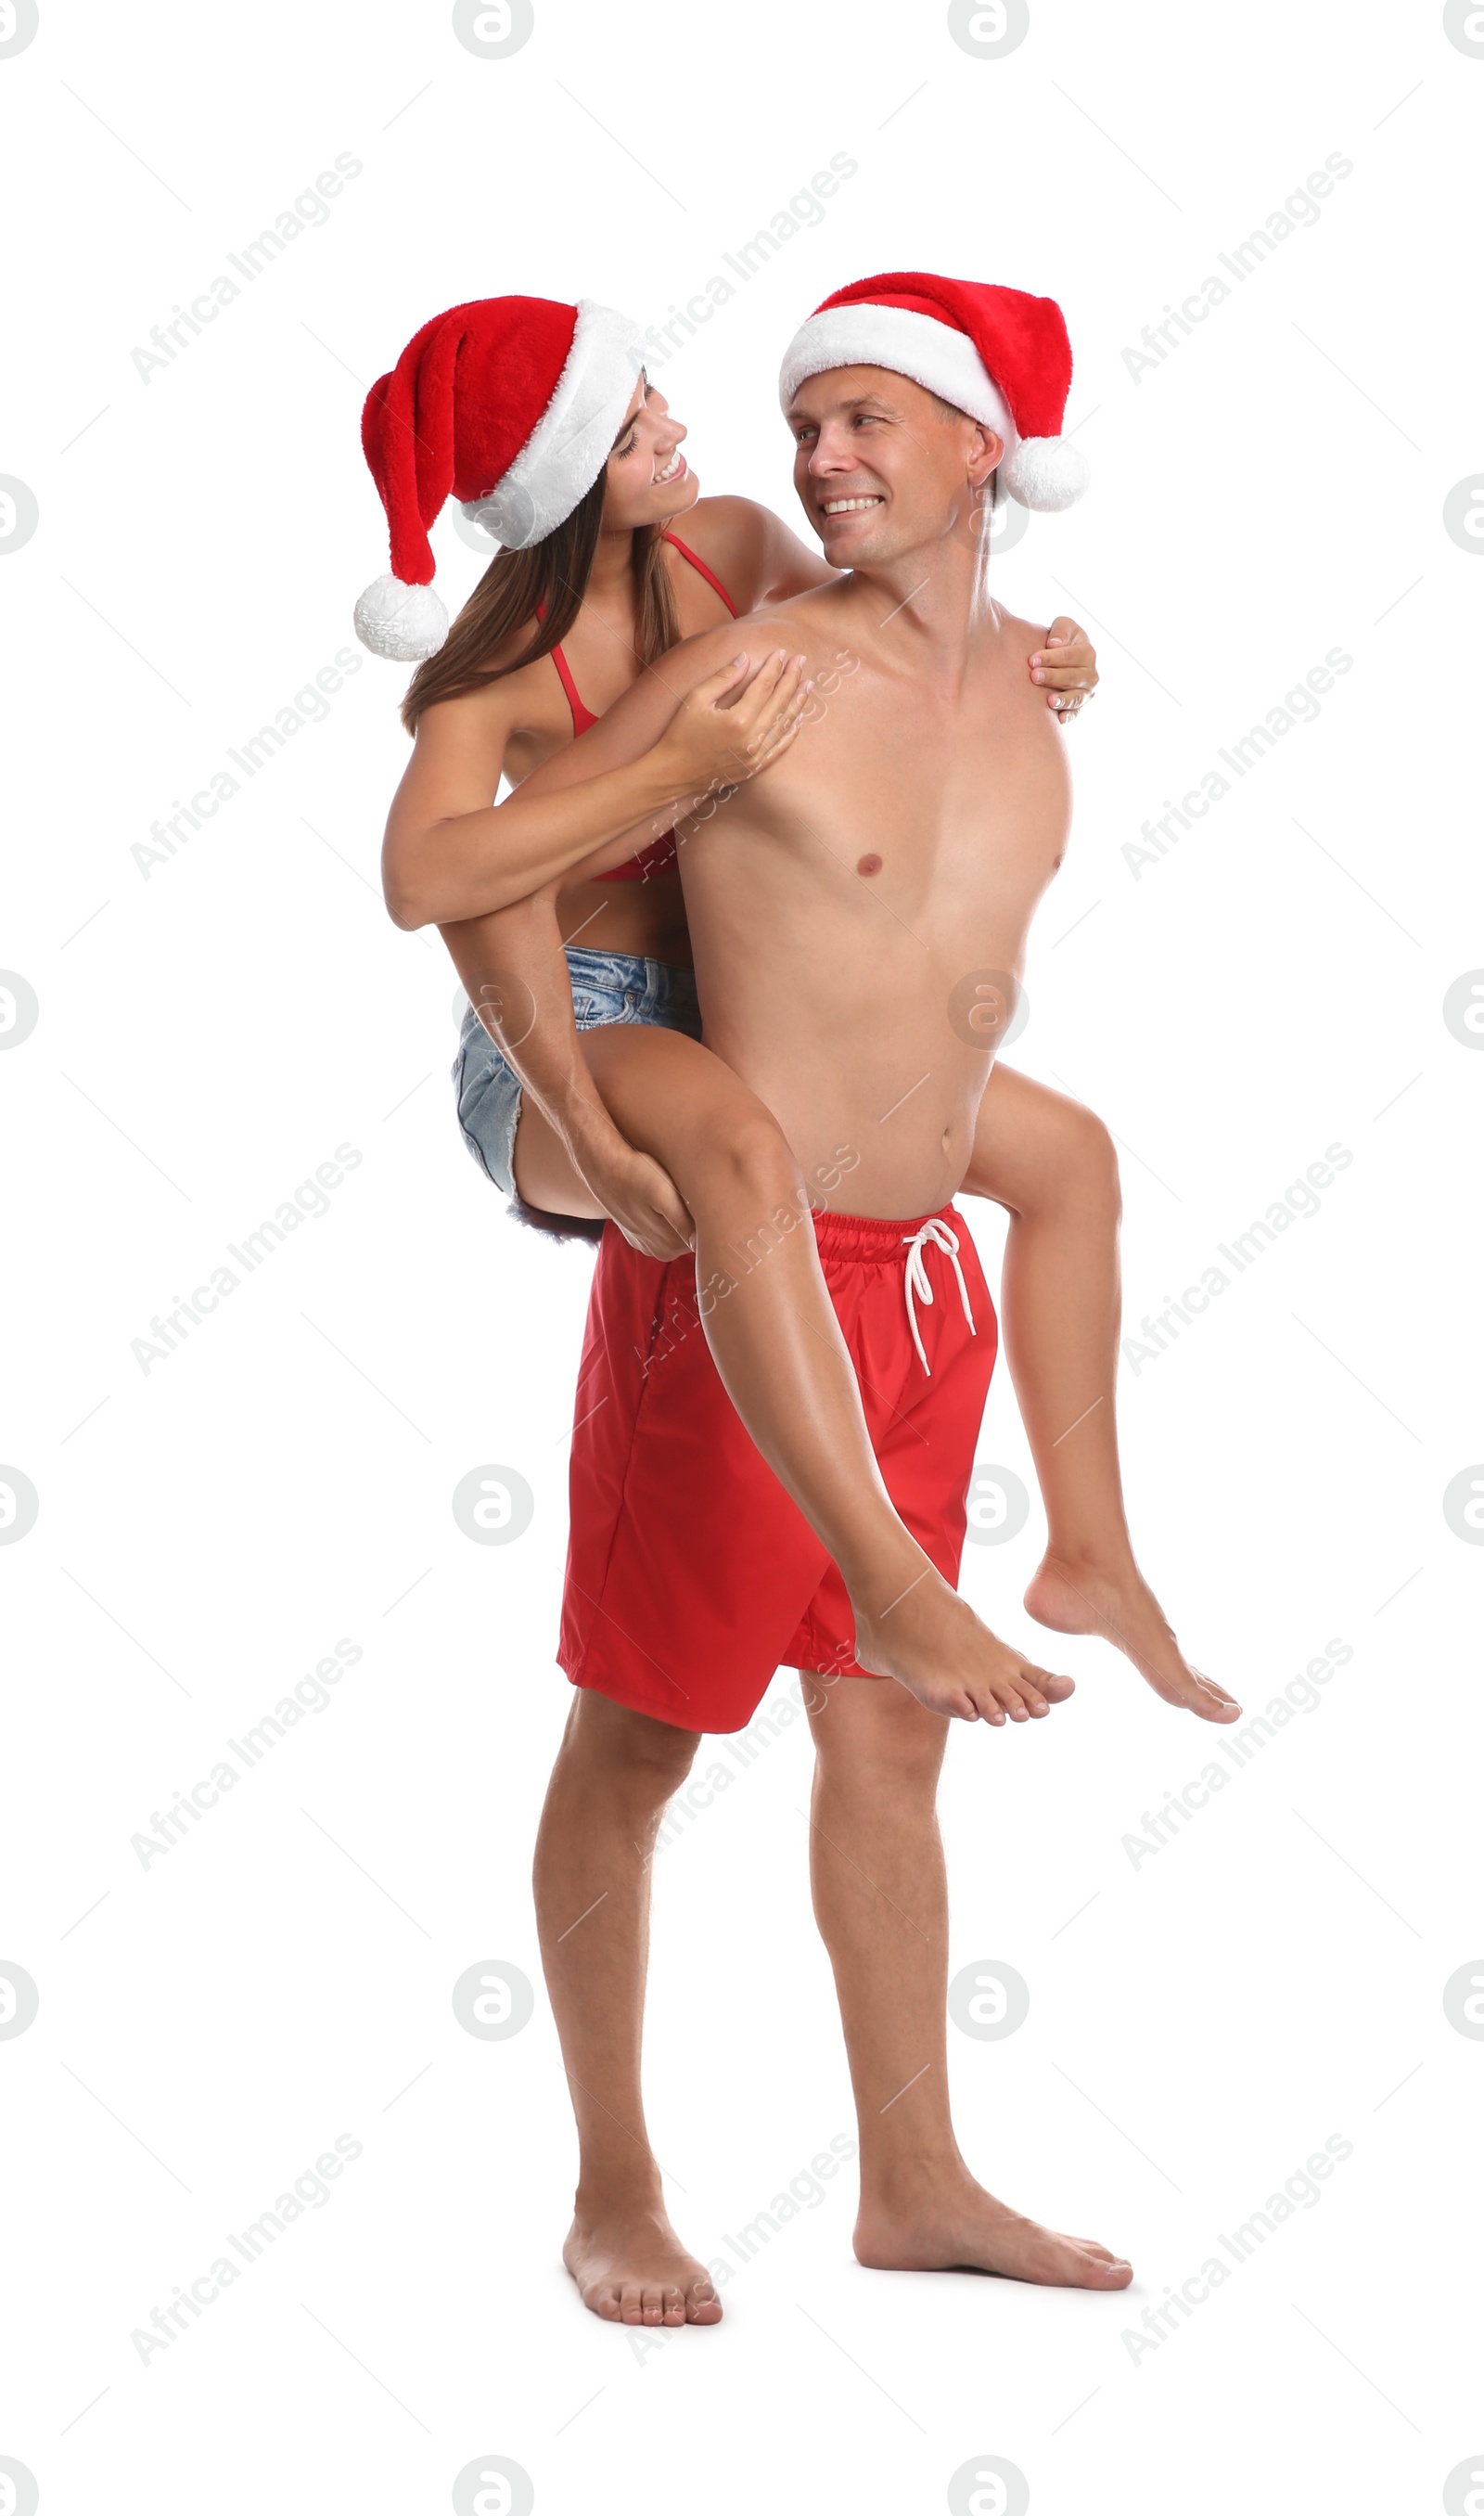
top-left (856, 853), bottom-right (883, 878)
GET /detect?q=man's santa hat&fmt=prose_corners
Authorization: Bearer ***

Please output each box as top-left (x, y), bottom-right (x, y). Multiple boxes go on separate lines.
top-left (354, 294), bottom-right (646, 661)
top-left (778, 271), bottom-right (1088, 512)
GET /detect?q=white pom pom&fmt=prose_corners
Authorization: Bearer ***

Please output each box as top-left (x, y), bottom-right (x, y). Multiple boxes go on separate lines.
top-left (1001, 436), bottom-right (1090, 514)
top-left (352, 573), bottom-right (450, 661)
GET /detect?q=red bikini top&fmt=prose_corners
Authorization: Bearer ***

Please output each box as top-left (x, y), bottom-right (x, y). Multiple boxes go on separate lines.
top-left (544, 531), bottom-right (736, 884)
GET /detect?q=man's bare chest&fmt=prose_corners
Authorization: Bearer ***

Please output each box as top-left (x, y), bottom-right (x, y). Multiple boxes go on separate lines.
top-left (768, 676), bottom-right (1068, 897)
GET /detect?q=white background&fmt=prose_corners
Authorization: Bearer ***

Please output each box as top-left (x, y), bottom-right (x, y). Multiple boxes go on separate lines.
top-left (3, 2), bottom-right (1482, 2510)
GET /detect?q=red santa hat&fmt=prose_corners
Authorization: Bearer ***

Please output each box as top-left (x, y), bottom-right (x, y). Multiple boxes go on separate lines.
top-left (778, 271), bottom-right (1088, 512)
top-left (355, 294), bottom-right (646, 661)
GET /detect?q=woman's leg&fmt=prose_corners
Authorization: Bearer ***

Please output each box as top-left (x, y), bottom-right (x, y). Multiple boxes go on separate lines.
top-left (447, 892), bottom-right (693, 1254)
top-left (965, 1065), bottom-right (1238, 1721)
top-left (508, 1090), bottom-right (605, 1218)
top-left (448, 884), bottom-right (1070, 1724)
top-left (569, 1023), bottom-right (1071, 1727)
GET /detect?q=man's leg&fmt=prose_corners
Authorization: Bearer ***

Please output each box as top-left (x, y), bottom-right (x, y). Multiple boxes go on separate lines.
top-left (533, 1688), bottom-right (721, 2326)
top-left (966, 1065), bottom-right (1239, 1722)
top-left (805, 1672), bottom-right (1132, 2287)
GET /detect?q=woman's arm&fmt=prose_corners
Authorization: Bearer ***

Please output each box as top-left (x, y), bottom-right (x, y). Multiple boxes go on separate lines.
top-left (382, 648), bottom-right (808, 930)
top-left (678, 497), bottom-right (1100, 712)
top-left (383, 676), bottom-right (690, 931)
top-left (679, 495), bottom-right (1101, 725)
top-left (1030, 624), bottom-right (1098, 718)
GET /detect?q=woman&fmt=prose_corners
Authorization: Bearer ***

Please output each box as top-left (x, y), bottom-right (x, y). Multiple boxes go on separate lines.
top-left (364, 293), bottom-right (1229, 1726)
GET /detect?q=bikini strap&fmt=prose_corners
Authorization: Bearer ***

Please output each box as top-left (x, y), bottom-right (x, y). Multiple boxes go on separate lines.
top-left (534, 597), bottom-right (596, 736)
top-left (548, 640), bottom-right (594, 733)
top-left (661, 530), bottom-right (738, 618)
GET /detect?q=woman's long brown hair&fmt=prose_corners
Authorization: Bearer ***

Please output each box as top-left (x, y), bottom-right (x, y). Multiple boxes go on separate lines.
top-left (400, 470), bottom-right (682, 734)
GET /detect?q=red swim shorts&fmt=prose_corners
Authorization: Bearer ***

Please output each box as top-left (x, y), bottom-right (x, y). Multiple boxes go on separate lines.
top-left (557, 1205), bottom-right (997, 1734)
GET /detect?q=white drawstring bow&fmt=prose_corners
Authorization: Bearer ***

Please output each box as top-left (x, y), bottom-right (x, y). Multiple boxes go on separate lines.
top-left (902, 1217), bottom-right (977, 1375)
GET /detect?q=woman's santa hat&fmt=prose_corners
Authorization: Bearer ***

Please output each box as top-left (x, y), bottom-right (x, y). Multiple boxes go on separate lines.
top-left (354, 294), bottom-right (646, 661)
top-left (778, 271), bottom-right (1088, 512)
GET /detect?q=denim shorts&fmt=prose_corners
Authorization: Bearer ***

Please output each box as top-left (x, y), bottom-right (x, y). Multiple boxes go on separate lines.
top-left (453, 946), bottom-right (702, 1197)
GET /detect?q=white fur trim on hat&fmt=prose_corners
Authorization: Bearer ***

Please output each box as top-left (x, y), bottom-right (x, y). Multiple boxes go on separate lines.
top-left (353, 573), bottom-right (450, 662)
top-left (461, 298), bottom-right (646, 550)
top-left (1001, 434), bottom-right (1089, 513)
top-left (778, 302), bottom-right (1017, 445)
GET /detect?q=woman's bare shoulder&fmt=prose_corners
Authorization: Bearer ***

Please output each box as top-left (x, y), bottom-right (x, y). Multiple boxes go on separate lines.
top-left (668, 494), bottom-right (777, 590)
top-left (416, 634), bottom-right (565, 746)
top-left (676, 494), bottom-right (834, 610)
top-left (676, 493), bottom-right (775, 549)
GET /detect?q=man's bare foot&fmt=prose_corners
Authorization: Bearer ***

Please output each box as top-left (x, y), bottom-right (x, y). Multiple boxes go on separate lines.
top-left (1024, 1551), bottom-right (1240, 1723)
top-left (855, 2173), bottom-right (1132, 2288)
top-left (563, 2195), bottom-right (722, 2327)
top-left (852, 1560), bottom-right (1073, 1725)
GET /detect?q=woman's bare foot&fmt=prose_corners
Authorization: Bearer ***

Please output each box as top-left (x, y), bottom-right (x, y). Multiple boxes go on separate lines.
top-left (564, 2192), bottom-right (723, 2326)
top-left (855, 2169), bottom-right (1132, 2288)
top-left (1024, 1551), bottom-right (1240, 1722)
top-left (851, 1560), bottom-right (1074, 1725)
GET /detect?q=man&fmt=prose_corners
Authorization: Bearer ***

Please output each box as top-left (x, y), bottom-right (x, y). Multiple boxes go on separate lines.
top-left (517, 275), bottom-right (1149, 2326)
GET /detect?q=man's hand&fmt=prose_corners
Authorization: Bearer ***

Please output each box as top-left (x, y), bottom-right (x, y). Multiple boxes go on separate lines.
top-left (580, 1136), bottom-right (696, 1261)
top-left (1029, 616), bottom-right (1097, 723)
top-left (648, 648), bottom-right (811, 803)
